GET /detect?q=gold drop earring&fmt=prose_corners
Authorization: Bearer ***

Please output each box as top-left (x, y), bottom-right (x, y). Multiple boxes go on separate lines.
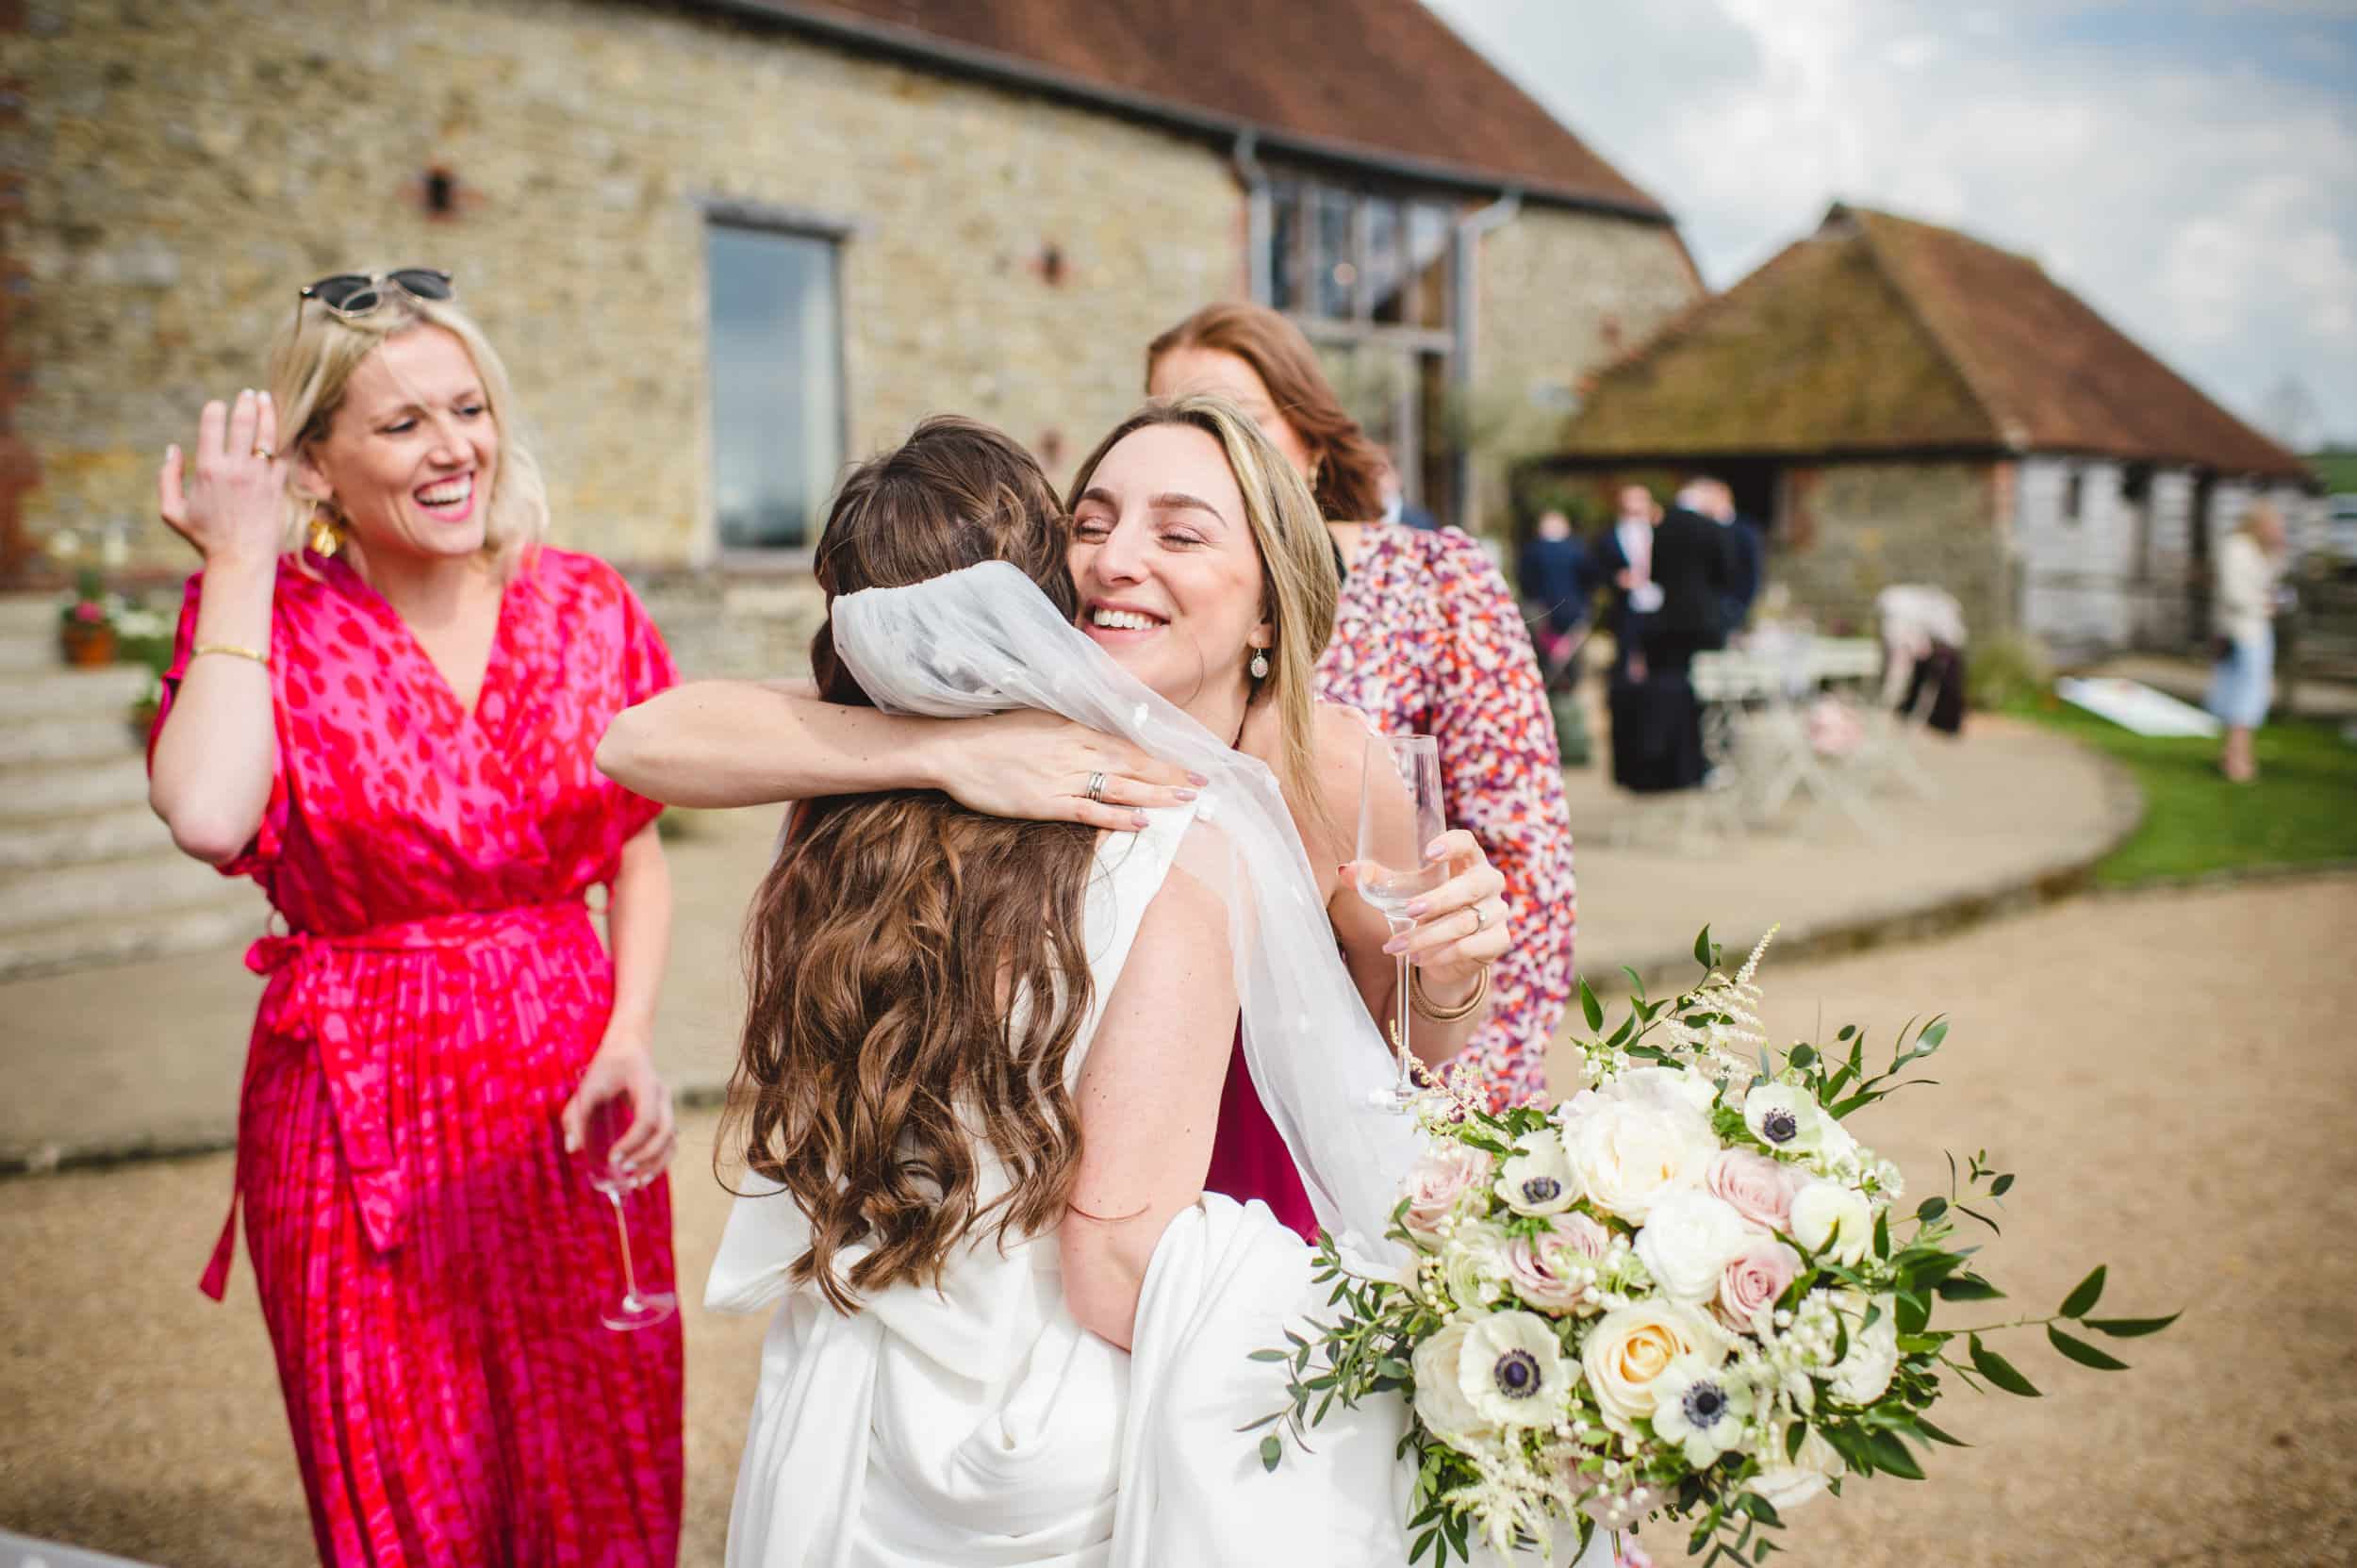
top-left (306, 505), bottom-right (344, 559)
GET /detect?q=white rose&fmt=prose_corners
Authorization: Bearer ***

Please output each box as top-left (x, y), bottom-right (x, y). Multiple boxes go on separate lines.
top-left (1561, 1096), bottom-right (1718, 1223)
top-left (1616, 1065), bottom-right (1720, 1118)
top-left (1582, 1300), bottom-right (1721, 1436)
top-left (1458, 1310), bottom-right (1578, 1428)
top-left (1830, 1294), bottom-right (1903, 1405)
top-left (1634, 1189), bottom-right (1760, 1306)
top-left (1742, 1084), bottom-right (1827, 1157)
top-left (1789, 1181), bottom-right (1874, 1265)
top-left (1495, 1130), bottom-right (1579, 1215)
top-left (1410, 1321), bottom-right (1493, 1443)
top-left (1751, 1424), bottom-right (1842, 1511)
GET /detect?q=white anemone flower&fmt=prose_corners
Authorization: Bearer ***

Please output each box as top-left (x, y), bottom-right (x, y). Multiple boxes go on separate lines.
top-left (1742, 1083), bottom-right (1826, 1157)
top-left (1495, 1130), bottom-right (1579, 1215)
top-left (1647, 1353), bottom-right (1756, 1469)
top-left (1458, 1310), bottom-right (1576, 1428)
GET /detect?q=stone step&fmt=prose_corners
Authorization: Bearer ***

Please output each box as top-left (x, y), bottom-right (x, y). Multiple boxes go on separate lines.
top-left (0, 664), bottom-right (151, 719)
top-left (0, 755), bottom-right (153, 822)
top-left (0, 710), bottom-right (144, 768)
top-left (0, 847), bottom-right (243, 937)
top-left (0, 801), bottom-right (175, 870)
top-left (0, 889), bottom-right (267, 983)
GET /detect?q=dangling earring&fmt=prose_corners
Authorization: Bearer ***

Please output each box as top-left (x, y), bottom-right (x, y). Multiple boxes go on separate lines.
top-left (1249, 648), bottom-right (1271, 680)
top-left (306, 506), bottom-right (343, 560)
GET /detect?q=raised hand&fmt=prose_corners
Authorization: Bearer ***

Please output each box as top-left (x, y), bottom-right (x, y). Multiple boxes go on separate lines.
top-left (158, 388), bottom-right (291, 567)
top-left (933, 709), bottom-right (1204, 833)
top-left (1353, 826), bottom-right (1511, 999)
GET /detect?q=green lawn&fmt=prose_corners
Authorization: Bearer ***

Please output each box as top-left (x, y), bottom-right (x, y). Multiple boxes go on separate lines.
top-left (2015, 698), bottom-right (2357, 887)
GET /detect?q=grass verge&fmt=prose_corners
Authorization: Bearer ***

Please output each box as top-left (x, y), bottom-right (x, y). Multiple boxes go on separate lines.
top-left (2013, 698), bottom-right (2357, 887)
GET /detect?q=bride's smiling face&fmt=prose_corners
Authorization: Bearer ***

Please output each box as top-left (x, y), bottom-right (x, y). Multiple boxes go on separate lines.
top-left (1069, 422), bottom-right (1272, 718)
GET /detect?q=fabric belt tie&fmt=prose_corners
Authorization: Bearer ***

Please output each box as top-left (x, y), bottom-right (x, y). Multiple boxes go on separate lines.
top-left (200, 900), bottom-right (594, 1300)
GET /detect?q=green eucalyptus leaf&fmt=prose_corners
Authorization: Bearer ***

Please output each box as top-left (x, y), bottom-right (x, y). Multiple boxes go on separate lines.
top-left (2084, 1312), bottom-right (2183, 1339)
top-left (2060, 1265), bottom-right (2106, 1320)
top-left (1695, 926), bottom-right (1714, 966)
top-left (1580, 977), bottom-right (1605, 1032)
top-left (1912, 1414), bottom-right (1970, 1446)
top-left (1990, 1173), bottom-right (2016, 1197)
top-left (1785, 1423), bottom-right (1808, 1461)
top-left (1936, 1275), bottom-right (2004, 1302)
top-left (2048, 1325), bottom-right (2132, 1370)
top-left (1866, 1429), bottom-right (1925, 1479)
top-left (1260, 1435), bottom-right (1282, 1471)
top-left (1916, 1197), bottom-right (1949, 1225)
top-left (1969, 1335), bottom-right (2041, 1396)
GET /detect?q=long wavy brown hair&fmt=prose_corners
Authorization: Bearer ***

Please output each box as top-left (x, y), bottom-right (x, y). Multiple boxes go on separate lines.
top-left (1146, 300), bottom-right (1390, 525)
top-left (725, 416), bottom-right (1100, 1314)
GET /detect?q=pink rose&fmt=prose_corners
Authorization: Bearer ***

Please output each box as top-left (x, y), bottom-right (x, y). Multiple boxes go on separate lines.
top-left (1706, 1147), bottom-right (1798, 1233)
top-left (1715, 1240), bottom-right (1801, 1331)
top-left (73, 601), bottom-right (105, 624)
top-left (1401, 1145), bottom-right (1493, 1240)
top-left (1503, 1212), bottom-right (1612, 1314)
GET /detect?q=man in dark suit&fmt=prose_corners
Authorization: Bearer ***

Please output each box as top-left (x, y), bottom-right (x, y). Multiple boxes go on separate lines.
top-left (1685, 477), bottom-right (1765, 635)
top-left (1591, 484), bottom-right (1660, 678)
top-left (1645, 484), bottom-right (1738, 676)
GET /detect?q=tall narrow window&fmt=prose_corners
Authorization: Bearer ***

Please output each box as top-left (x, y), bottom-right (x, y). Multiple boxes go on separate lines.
top-left (707, 223), bottom-right (843, 553)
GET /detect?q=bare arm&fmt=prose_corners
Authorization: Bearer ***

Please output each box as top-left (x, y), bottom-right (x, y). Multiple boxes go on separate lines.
top-left (560, 823), bottom-right (678, 1176)
top-left (148, 391), bottom-right (292, 866)
top-left (596, 680), bottom-right (1197, 829)
top-left (1059, 861), bottom-right (1239, 1350)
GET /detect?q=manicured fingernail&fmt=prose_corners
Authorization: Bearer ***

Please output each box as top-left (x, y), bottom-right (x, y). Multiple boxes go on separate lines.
top-left (1424, 838), bottom-right (1447, 859)
top-left (1404, 900), bottom-right (1428, 916)
top-left (1383, 936), bottom-right (1408, 954)
top-left (565, 1133), bottom-right (579, 1153)
top-left (1130, 811), bottom-right (1149, 828)
top-left (165, 443), bottom-right (178, 460)
top-left (1174, 787), bottom-right (1198, 801)
top-left (1187, 772), bottom-right (1210, 786)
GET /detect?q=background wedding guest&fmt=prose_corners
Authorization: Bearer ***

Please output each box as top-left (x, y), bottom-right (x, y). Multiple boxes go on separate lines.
top-left (145, 271), bottom-right (684, 1564)
top-left (1684, 476), bottom-right (1765, 636)
top-left (1145, 302), bottom-right (1575, 1112)
top-left (1591, 483), bottom-right (1661, 678)
top-left (1518, 507), bottom-right (1589, 689)
top-left (1378, 450), bottom-right (1440, 532)
top-left (1648, 481), bottom-right (1738, 677)
top-left (2208, 500), bottom-right (2290, 783)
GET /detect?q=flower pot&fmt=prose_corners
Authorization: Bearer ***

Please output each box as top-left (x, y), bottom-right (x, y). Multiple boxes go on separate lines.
top-left (60, 620), bottom-right (118, 668)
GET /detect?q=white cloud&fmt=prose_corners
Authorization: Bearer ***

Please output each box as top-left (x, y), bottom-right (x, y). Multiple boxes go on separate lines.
top-left (1423, 0), bottom-right (2357, 445)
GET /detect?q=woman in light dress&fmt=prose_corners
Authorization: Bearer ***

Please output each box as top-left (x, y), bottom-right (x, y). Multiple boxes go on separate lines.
top-left (2207, 501), bottom-right (2289, 783)
top-left (682, 404), bottom-right (1609, 1566)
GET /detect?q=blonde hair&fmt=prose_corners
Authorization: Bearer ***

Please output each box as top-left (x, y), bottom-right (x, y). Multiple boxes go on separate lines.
top-left (265, 283), bottom-right (550, 578)
top-left (2235, 499), bottom-right (2287, 552)
top-left (1067, 392), bottom-right (1340, 806)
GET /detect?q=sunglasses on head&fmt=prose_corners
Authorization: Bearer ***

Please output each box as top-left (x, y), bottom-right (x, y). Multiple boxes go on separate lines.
top-left (297, 268), bottom-right (456, 321)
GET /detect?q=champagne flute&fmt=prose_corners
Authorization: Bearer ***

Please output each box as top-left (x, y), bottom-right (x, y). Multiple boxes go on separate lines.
top-left (1357, 734), bottom-right (1446, 1111)
top-left (581, 1097), bottom-right (677, 1331)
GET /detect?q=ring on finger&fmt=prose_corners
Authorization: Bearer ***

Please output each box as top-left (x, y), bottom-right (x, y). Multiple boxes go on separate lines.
top-left (252, 443), bottom-right (275, 460)
top-left (1085, 770), bottom-right (1108, 803)
top-left (1470, 901), bottom-right (1491, 933)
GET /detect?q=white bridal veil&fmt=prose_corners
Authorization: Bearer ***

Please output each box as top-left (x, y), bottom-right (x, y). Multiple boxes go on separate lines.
top-left (830, 559), bottom-right (1419, 1261)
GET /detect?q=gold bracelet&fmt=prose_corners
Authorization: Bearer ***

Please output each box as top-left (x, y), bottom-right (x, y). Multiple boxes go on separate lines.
top-left (1409, 963), bottom-right (1491, 1023)
top-left (190, 642), bottom-right (271, 668)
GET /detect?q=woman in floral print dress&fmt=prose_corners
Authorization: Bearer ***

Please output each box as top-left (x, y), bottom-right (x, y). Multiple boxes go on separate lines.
top-left (146, 274), bottom-right (683, 1565)
top-left (1140, 305), bottom-right (1576, 1231)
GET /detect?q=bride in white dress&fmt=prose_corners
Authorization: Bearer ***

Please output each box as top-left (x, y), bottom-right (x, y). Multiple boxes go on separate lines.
top-left (702, 407), bottom-right (1613, 1568)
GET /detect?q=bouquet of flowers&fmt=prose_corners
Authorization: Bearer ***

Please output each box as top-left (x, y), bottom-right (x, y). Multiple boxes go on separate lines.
top-left (1250, 930), bottom-right (2175, 1566)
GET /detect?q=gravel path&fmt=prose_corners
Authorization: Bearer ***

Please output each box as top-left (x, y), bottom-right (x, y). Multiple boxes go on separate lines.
top-left (3, 876), bottom-right (2352, 1565)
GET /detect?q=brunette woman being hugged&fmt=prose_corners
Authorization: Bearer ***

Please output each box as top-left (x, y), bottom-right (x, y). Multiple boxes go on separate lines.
top-left (148, 270), bottom-right (683, 1565)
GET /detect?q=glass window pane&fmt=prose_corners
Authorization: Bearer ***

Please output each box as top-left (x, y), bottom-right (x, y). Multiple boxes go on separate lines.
top-left (1365, 198), bottom-right (1406, 324)
top-left (1406, 204), bottom-right (1452, 330)
top-left (1312, 187), bottom-right (1356, 320)
top-left (707, 225), bottom-right (841, 552)
top-left (1268, 179), bottom-right (1302, 311)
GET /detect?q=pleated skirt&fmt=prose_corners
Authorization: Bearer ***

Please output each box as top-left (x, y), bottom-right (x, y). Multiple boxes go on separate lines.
top-left (230, 916), bottom-right (684, 1567)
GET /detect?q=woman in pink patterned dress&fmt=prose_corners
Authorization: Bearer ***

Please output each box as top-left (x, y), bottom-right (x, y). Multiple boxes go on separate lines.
top-left (1146, 304), bottom-right (1576, 1142)
top-left (146, 272), bottom-right (683, 1565)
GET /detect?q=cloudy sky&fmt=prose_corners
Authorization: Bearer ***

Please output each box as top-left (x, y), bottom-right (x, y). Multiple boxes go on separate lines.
top-left (1422, 0), bottom-right (2357, 450)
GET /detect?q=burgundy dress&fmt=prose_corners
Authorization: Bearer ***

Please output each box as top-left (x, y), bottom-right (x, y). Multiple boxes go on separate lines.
top-left (153, 548), bottom-right (684, 1566)
top-left (1206, 523), bottom-right (1579, 1233)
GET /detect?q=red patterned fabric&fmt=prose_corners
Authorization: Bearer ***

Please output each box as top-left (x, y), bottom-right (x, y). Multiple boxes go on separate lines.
top-left (1316, 525), bottom-right (1577, 1105)
top-left (152, 547), bottom-right (683, 1567)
